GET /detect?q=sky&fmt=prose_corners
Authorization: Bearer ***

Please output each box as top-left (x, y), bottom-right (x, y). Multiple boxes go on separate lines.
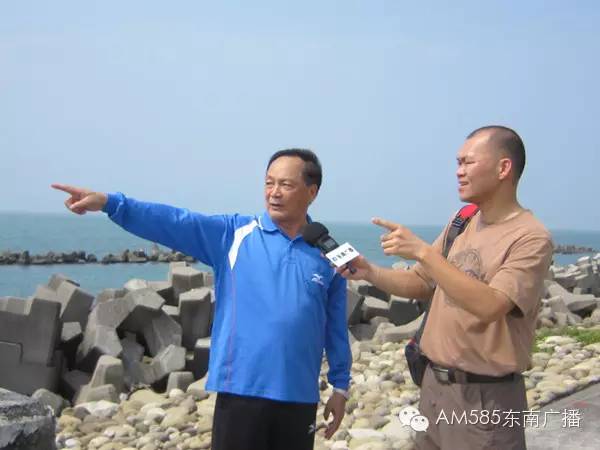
top-left (1, 1), bottom-right (599, 230)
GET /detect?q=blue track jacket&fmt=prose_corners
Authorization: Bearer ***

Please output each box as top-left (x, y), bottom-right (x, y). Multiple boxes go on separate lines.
top-left (103, 193), bottom-right (351, 403)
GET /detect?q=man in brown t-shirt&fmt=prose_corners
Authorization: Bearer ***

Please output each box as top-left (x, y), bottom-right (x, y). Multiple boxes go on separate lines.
top-left (339, 126), bottom-right (553, 449)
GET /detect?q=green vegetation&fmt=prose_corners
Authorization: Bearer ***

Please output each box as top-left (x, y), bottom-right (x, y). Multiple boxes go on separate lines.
top-left (532, 326), bottom-right (600, 353)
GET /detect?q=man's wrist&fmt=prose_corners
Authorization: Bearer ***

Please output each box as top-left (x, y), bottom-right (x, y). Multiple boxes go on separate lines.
top-left (333, 388), bottom-right (350, 400)
top-left (101, 192), bottom-right (118, 215)
top-left (365, 263), bottom-right (378, 285)
top-left (415, 244), bottom-right (432, 263)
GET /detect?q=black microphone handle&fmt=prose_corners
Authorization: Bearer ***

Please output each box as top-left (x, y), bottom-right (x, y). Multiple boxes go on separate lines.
top-left (346, 262), bottom-right (357, 275)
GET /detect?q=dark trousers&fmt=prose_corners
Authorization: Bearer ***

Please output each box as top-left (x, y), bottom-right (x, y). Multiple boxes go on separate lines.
top-left (211, 392), bottom-right (318, 450)
top-left (416, 365), bottom-right (527, 450)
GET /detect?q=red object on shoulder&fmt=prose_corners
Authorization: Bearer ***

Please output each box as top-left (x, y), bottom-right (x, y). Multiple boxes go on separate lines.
top-left (458, 203), bottom-right (478, 219)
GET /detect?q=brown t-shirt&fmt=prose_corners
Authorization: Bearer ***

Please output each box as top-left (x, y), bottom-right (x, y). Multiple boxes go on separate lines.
top-left (412, 209), bottom-right (553, 376)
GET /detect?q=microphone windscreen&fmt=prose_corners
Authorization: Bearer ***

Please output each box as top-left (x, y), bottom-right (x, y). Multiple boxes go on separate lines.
top-left (301, 222), bottom-right (329, 246)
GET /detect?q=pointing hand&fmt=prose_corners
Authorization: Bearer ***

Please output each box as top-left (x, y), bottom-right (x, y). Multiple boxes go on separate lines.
top-left (372, 217), bottom-right (428, 261)
top-left (51, 184), bottom-right (108, 215)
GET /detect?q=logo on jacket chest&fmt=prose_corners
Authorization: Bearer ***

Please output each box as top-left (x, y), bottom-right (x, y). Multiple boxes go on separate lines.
top-left (311, 273), bottom-right (325, 286)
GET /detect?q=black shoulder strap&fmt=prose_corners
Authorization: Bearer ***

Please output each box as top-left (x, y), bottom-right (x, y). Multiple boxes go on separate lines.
top-left (414, 204), bottom-right (478, 343)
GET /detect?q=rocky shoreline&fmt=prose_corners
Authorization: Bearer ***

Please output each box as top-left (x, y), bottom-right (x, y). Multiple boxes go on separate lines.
top-left (0, 245), bottom-right (197, 266)
top-left (1, 253), bottom-right (600, 449)
top-left (51, 331), bottom-right (600, 450)
top-left (554, 244), bottom-right (598, 255)
top-left (1, 244), bottom-right (595, 266)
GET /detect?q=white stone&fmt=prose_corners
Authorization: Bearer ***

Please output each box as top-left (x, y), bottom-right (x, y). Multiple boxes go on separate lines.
top-left (161, 406), bottom-right (189, 428)
top-left (89, 436), bottom-right (110, 447)
top-left (347, 428), bottom-right (386, 440)
top-left (140, 402), bottom-right (164, 414)
top-left (381, 420), bottom-right (413, 441)
top-left (544, 336), bottom-right (577, 346)
top-left (103, 424), bottom-right (135, 438)
top-left (168, 388), bottom-right (185, 399)
top-left (584, 343), bottom-right (600, 354)
top-left (76, 400), bottom-right (119, 418)
top-left (353, 374), bottom-right (366, 384)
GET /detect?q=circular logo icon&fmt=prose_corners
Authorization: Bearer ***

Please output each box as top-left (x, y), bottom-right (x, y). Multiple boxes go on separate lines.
top-left (399, 406), bottom-right (420, 426)
top-left (410, 414), bottom-right (430, 432)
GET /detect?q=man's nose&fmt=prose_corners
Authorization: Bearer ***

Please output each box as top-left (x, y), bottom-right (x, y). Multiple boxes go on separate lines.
top-left (270, 185), bottom-right (282, 197)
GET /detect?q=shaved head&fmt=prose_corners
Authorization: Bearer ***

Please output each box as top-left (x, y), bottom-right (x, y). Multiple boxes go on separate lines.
top-left (467, 126), bottom-right (526, 182)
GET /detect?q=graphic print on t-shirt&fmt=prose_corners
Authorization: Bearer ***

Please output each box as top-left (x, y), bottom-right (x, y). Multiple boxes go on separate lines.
top-left (446, 246), bottom-right (485, 307)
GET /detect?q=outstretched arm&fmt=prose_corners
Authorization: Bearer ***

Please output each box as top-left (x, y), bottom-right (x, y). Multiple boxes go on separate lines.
top-left (52, 184), bottom-right (231, 267)
top-left (338, 255), bottom-right (434, 301)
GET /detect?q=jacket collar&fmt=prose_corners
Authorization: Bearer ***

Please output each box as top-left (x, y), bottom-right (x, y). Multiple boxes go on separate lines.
top-left (259, 211), bottom-right (313, 236)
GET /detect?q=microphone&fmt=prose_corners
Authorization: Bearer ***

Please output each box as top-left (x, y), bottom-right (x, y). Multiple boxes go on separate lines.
top-left (301, 222), bottom-right (359, 274)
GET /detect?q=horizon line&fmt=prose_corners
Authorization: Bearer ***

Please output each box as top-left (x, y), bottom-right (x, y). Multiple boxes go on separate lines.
top-left (1, 209), bottom-right (600, 234)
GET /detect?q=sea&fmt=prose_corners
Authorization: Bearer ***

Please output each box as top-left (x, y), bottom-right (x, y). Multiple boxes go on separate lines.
top-left (1, 212), bottom-right (599, 298)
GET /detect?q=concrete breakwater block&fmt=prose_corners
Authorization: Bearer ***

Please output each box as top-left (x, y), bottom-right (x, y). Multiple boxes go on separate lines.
top-left (388, 296), bottom-right (422, 325)
top-left (375, 314), bottom-right (424, 344)
top-left (179, 288), bottom-right (213, 350)
top-left (346, 288), bottom-right (365, 325)
top-left (549, 256), bottom-right (600, 296)
top-left (31, 275), bottom-right (94, 330)
top-left (59, 370), bottom-right (91, 402)
top-left (96, 288), bottom-right (127, 305)
top-left (361, 296), bottom-right (390, 322)
top-left (75, 355), bottom-right (124, 404)
top-left (76, 325), bottom-right (122, 373)
top-left (0, 298), bottom-right (61, 367)
top-left (60, 322), bottom-right (83, 370)
top-left (0, 388), bottom-right (56, 450)
top-left (143, 313), bottom-right (183, 357)
top-left (122, 345), bottom-right (186, 391)
top-left (0, 298), bottom-right (63, 395)
top-left (169, 263), bottom-right (206, 301)
top-left (76, 288), bottom-right (182, 370)
top-left (350, 279), bottom-right (391, 302)
top-left (188, 338), bottom-right (211, 380)
top-left (545, 281), bottom-right (599, 316)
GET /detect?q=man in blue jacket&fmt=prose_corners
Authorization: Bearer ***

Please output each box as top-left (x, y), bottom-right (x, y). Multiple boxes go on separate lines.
top-left (52, 149), bottom-right (351, 450)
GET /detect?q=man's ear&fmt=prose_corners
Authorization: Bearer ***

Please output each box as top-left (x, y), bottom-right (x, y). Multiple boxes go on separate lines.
top-left (498, 158), bottom-right (513, 181)
top-left (309, 184), bottom-right (318, 202)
